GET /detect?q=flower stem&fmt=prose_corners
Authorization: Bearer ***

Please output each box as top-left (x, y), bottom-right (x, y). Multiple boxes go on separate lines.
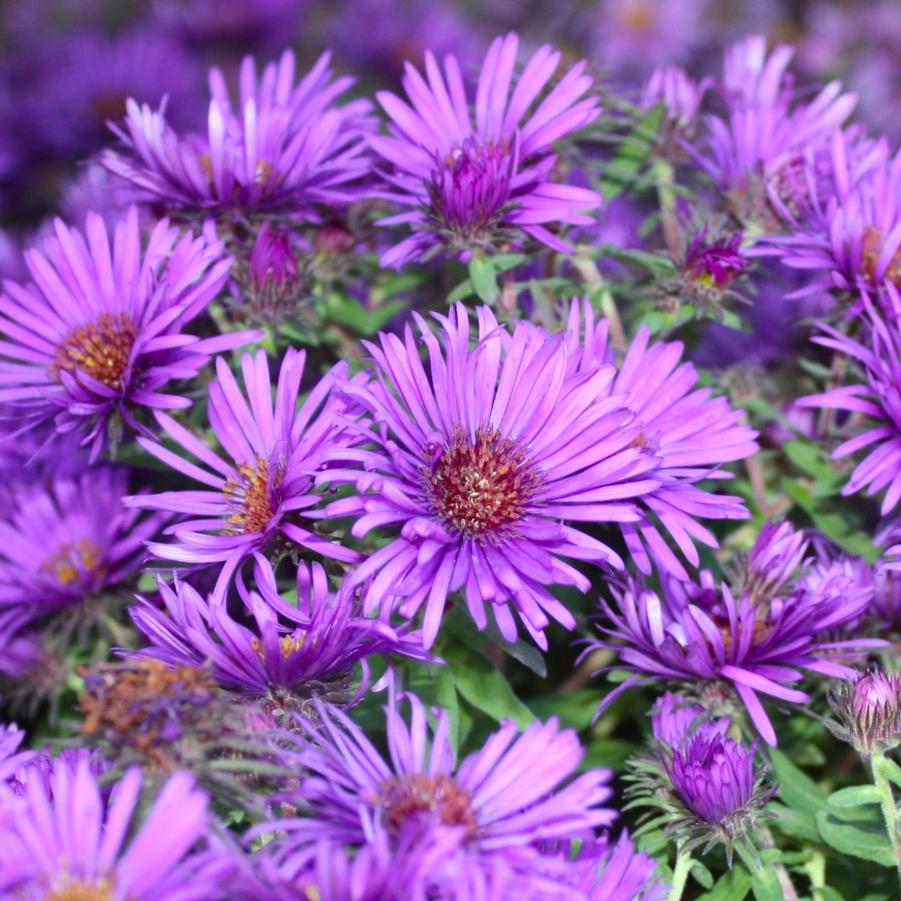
top-left (653, 158), bottom-right (682, 261)
top-left (870, 752), bottom-right (901, 886)
top-left (668, 846), bottom-right (692, 901)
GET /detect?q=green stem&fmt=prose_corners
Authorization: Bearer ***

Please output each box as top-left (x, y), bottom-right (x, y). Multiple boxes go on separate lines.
top-left (653, 159), bottom-right (681, 261)
top-left (734, 841), bottom-right (784, 901)
top-left (668, 846), bottom-right (692, 901)
top-left (870, 752), bottom-right (901, 887)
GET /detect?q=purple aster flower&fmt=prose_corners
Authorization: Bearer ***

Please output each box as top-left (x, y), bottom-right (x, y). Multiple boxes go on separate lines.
top-left (262, 692), bottom-right (615, 883)
top-left (0, 758), bottom-right (232, 899)
top-left (154, 0), bottom-right (307, 53)
top-left (663, 728), bottom-right (774, 858)
top-left (369, 32), bottom-right (602, 268)
top-left (742, 519), bottom-right (810, 601)
top-left (798, 287), bottom-right (901, 513)
top-left (694, 35), bottom-right (855, 230)
top-left (564, 300), bottom-right (758, 579)
top-left (828, 669), bottom-right (901, 757)
top-left (321, 302), bottom-right (661, 648)
top-left (641, 65), bottom-right (711, 138)
top-left (682, 228), bottom-right (747, 291)
top-left (650, 692), bottom-right (727, 746)
top-left (592, 0), bottom-right (709, 75)
top-left (103, 50), bottom-right (373, 220)
top-left (0, 466), bottom-right (162, 621)
top-left (777, 136), bottom-right (901, 294)
top-left (27, 26), bottom-right (203, 155)
top-left (0, 207), bottom-right (256, 456)
top-left (593, 520), bottom-right (881, 745)
top-left (0, 723), bottom-right (34, 788)
top-left (129, 555), bottom-right (430, 711)
top-left (130, 348), bottom-right (362, 592)
top-left (539, 832), bottom-right (666, 901)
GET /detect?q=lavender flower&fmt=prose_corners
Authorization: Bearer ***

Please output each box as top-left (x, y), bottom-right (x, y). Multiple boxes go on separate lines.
top-left (594, 521), bottom-right (880, 744)
top-left (827, 669), bottom-right (901, 756)
top-left (263, 692), bottom-right (615, 884)
top-left (642, 65), bottom-right (710, 138)
top-left (322, 303), bottom-right (661, 648)
top-left (695, 35), bottom-right (855, 229)
top-left (0, 466), bottom-right (162, 621)
top-left (28, 26), bottom-right (202, 155)
top-left (564, 300), bottom-right (758, 579)
top-left (799, 288), bottom-right (901, 513)
top-left (777, 137), bottom-right (901, 293)
top-left (370, 33), bottom-right (601, 267)
top-left (0, 758), bottom-right (231, 899)
top-left (103, 50), bottom-right (373, 220)
top-left (130, 348), bottom-right (361, 592)
top-left (0, 207), bottom-right (255, 456)
top-left (130, 556), bottom-right (429, 711)
top-left (651, 692), bottom-right (726, 746)
top-left (664, 729), bottom-right (773, 858)
top-left (742, 519), bottom-right (810, 601)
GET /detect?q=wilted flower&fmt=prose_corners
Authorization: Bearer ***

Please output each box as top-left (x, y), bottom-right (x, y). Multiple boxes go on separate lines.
top-left (370, 33), bottom-right (601, 267)
top-left (564, 299), bottom-right (757, 579)
top-left (130, 348), bottom-right (362, 593)
top-left (0, 758), bottom-right (232, 899)
top-left (593, 520), bottom-right (881, 744)
top-left (827, 669), bottom-right (901, 756)
top-left (129, 557), bottom-right (430, 714)
top-left (0, 207), bottom-right (254, 456)
top-left (322, 302), bottom-right (661, 648)
top-left (103, 50), bottom-right (373, 220)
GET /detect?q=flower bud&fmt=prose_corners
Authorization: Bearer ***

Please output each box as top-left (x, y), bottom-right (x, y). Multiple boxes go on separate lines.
top-left (828, 669), bottom-right (901, 756)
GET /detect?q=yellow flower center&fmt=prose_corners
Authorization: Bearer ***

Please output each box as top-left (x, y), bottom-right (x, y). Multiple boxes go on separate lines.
top-left (53, 313), bottom-right (138, 389)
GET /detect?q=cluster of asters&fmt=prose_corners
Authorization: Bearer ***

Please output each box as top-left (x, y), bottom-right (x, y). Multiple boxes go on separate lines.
top-left (0, 17), bottom-right (898, 901)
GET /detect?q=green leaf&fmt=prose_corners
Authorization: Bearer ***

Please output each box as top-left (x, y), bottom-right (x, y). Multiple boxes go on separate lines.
top-left (769, 747), bottom-right (828, 816)
top-left (827, 785), bottom-right (884, 808)
top-left (468, 255), bottom-right (498, 304)
top-left (442, 642), bottom-right (533, 729)
top-left (323, 294), bottom-right (406, 336)
top-left (447, 278), bottom-right (474, 303)
top-left (691, 860), bottom-right (715, 890)
top-left (598, 105), bottom-right (663, 200)
top-left (816, 809), bottom-right (897, 867)
top-left (696, 866), bottom-right (752, 901)
top-left (750, 865), bottom-right (785, 901)
top-left (875, 755), bottom-right (901, 790)
top-left (768, 802), bottom-right (821, 844)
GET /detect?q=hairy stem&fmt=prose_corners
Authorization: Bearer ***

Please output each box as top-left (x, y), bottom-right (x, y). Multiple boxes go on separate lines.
top-left (871, 752), bottom-right (901, 887)
top-left (668, 845), bottom-right (692, 901)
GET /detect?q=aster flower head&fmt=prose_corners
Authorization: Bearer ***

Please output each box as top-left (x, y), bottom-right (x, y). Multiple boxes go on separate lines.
top-left (129, 555), bottom-right (430, 714)
top-left (262, 692), bottom-right (615, 886)
top-left (662, 728), bottom-right (774, 861)
top-left (564, 299), bottom-right (758, 579)
top-left (370, 33), bottom-right (602, 268)
top-left (0, 758), bottom-right (231, 900)
top-left (778, 137), bottom-right (901, 294)
top-left (799, 287), bottom-right (901, 514)
top-left (742, 519), bottom-right (809, 601)
top-left (130, 347), bottom-right (362, 592)
top-left (0, 466), bottom-right (162, 622)
top-left (0, 207), bottom-right (256, 456)
top-left (827, 669), bottom-right (901, 756)
top-left (642, 65), bottom-right (711, 144)
top-left (235, 222), bottom-right (311, 326)
top-left (695, 35), bottom-right (855, 230)
top-left (103, 50), bottom-right (373, 220)
top-left (322, 302), bottom-right (662, 649)
top-left (650, 692), bottom-right (727, 746)
top-left (594, 519), bottom-right (881, 745)
top-left (28, 26), bottom-right (202, 155)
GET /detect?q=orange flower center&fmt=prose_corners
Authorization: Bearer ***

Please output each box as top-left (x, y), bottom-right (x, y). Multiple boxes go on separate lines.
top-left (251, 633), bottom-right (307, 659)
top-left (46, 880), bottom-right (114, 901)
top-left (40, 539), bottom-right (104, 587)
top-left (377, 773), bottom-right (478, 837)
top-left (53, 313), bottom-right (138, 389)
top-left (862, 226), bottom-right (901, 287)
top-left (423, 427), bottom-right (539, 540)
top-left (224, 456), bottom-right (282, 535)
